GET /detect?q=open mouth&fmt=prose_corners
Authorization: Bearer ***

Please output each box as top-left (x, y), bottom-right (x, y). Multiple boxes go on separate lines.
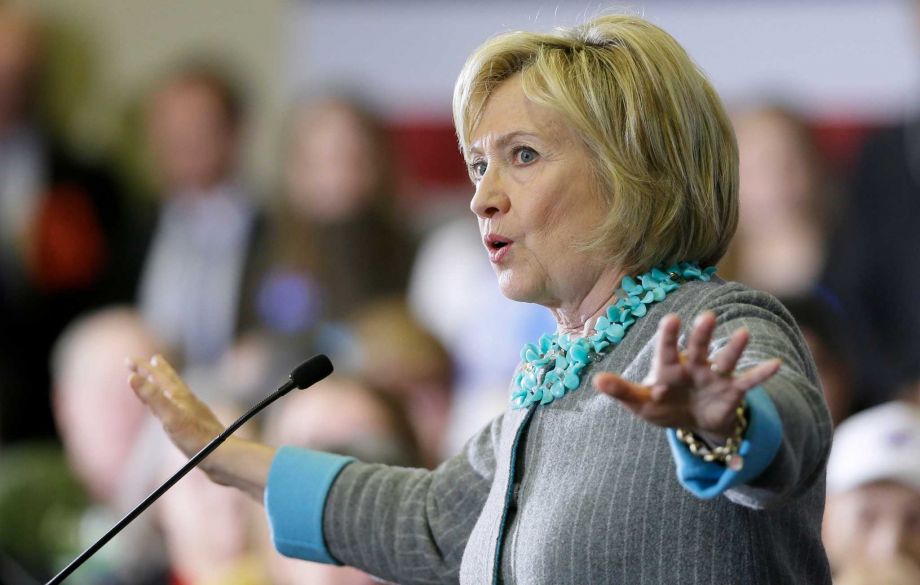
top-left (485, 234), bottom-right (514, 262)
top-left (485, 234), bottom-right (513, 251)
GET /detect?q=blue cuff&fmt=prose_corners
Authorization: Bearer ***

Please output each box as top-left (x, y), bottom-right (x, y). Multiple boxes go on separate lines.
top-left (264, 446), bottom-right (355, 563)
top-left (666, 386), bottom-right (782, 499)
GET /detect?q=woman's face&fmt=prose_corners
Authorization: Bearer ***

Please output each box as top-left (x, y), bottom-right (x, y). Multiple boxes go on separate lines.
top-left (286, 103), bottom-right (379, 222)
top-left (468, 76), bottom-right (609, 307)
top-left (734, 111), bottom-right (815, 231)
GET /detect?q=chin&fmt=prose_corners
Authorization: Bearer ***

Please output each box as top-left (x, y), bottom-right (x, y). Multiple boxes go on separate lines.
top-left (496, 270), bottom-right (542, 304)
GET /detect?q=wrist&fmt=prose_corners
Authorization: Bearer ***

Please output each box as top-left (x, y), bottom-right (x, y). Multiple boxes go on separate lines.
top-left (676, 400), bottom-right (749, 469)
top-left (696, 428), bottom-right (734, 447)
top-left (205, 437), bottom-right (276, 500)
top-left (692, 398), bottom-right (750, 444)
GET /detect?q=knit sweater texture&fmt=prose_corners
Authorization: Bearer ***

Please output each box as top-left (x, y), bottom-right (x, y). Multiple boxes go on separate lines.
top-left (321, 279), bottom-right (833, 584)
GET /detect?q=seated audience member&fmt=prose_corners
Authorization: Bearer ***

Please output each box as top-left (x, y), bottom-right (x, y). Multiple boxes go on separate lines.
top-left (51, 306), bottom-right (170, 584)
top-left (823, 402), bottom-right (920, 577)
top-left (252, 95), bottom-right (415, 343)
top-left (157, 407), bottom-right (269, 585)
top-left (346, 299), bottom-right (451, 466)
top-left (138, 63), bottom-right (263, 367)
top-left (722, 104), bottom-right (837, 297)
top-left (264, 376), bottom-right (420, 467)
top-left (261, 376), bottom-right (420, 585)
top-left (0, 3), bottom-right (128, 444)
top-left (782, 295), bottom-right (854, 426)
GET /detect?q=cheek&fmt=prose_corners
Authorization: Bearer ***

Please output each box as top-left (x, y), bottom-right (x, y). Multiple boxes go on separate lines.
top-left (824, 499), bottom-right (865, 557)
top-left (536, 194), bottom-right (604, 257)
top-left (523, 178), bottom-right (581, 247)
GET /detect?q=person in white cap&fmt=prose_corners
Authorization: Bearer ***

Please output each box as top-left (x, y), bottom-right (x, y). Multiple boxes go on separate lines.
top-left (823, 401), bottom-right (920, 578)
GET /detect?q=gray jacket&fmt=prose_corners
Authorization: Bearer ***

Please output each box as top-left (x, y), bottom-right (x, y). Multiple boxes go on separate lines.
top-left (323, 279), bottom-right (833, 584)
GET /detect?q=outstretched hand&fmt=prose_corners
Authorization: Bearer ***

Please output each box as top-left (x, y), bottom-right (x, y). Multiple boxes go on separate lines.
top-left (127, 354), bottom-right (225, 460)
top-left (126, 354), bottom-right (276, 499)
top-left (593, 311), bottom-right (780, 442)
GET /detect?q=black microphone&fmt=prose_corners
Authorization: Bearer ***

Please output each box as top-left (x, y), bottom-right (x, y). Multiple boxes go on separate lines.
top-left (46, 354), bottom-right (334, 585)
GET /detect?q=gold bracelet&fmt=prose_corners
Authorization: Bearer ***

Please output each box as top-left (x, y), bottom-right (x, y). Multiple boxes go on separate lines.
top-left (675, 401), bottom-right (748, 471)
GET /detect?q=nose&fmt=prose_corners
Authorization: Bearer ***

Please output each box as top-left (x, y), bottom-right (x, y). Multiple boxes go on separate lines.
top-left (470, 167), bottom-right (510, 219)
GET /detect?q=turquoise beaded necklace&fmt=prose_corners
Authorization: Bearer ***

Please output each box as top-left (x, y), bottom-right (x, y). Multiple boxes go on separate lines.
top-left (511, 261), bottom-right (716, 410)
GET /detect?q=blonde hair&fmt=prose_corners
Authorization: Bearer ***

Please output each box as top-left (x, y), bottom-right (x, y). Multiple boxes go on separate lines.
top-left (453, 14), bottom-right (738, 273)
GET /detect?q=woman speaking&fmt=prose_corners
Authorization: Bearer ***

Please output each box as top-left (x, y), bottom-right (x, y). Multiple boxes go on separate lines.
top-left (129, 14), bottom-right (832, 584)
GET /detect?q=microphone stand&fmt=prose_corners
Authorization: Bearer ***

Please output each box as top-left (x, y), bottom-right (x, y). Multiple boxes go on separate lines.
top-left (46, 378), bottom-right (300, 585)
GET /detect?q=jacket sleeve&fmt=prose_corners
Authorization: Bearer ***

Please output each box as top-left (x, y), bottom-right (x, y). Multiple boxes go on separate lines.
top-left (265, 412), bottom-right (502, 585)
top-left (668, 283), bottom-right (833, 508)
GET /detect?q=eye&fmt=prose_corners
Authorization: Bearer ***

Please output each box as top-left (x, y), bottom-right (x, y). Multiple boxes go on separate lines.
top-left (514, 146), bottom-right (538, 165)
top-left (469, 160), bottom-right (487, 180)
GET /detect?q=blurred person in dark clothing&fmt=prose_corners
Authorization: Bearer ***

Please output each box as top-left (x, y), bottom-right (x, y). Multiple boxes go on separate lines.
top-left (0, 4), bottom-right (128, 444)
top-left (822, 0), bottom-right (920, 406)
top-left (251, 96), bottom-right (414, 343)
top-left (782, 295), bottom-right (855, 426)
top-left (822, 113), bottom-right (920, 408)
top-left (137, 64), bottom-right (264, 368)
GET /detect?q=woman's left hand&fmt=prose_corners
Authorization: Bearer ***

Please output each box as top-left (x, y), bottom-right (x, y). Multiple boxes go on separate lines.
top-left (592, 311), bottom-right (780, 442)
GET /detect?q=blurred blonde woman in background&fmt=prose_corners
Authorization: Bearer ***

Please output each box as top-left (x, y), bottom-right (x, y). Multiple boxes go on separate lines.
top-left (251, 95), bottom-right (415, 341)
top-left (722, 104), bottom-right (837, 297)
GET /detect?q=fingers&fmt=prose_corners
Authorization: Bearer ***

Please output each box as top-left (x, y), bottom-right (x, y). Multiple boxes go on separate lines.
top-left (712, 327), bottom-right (749, 376)
top-left (654, 314), bottom-right (681, 366)
top-left (733, 358), bottom-right (782, 393)
top-left (126, 354), bottom-right (191, 419)
top-left (146, 354), bottom-right (188, 399)
top-left (594, 372), bottom-right (651, 405)
top-left (127, 359), bottom-right (179, 424)
top-left (126, 354), bottom-right (226, 460)
top-left (126, 361), bottom-right (153, 401)
top-left (685, 311), bottom-right (716, 366)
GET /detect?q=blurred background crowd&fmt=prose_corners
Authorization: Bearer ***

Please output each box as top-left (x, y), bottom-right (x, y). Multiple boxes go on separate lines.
top-left (0, 1), bottom-right (919, 584)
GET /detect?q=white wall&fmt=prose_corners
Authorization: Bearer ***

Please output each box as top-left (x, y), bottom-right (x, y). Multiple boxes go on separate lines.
top-left (286, 0), bottom-right (920, 121)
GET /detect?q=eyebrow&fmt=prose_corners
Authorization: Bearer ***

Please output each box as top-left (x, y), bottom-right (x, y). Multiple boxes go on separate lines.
top-left (468, 131), bottom-right (541, 155)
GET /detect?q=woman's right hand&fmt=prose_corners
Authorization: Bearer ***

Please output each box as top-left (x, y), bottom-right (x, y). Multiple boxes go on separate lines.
top-left (126, 354), bottom-right (275, 500)
top-left (127, 354), bottom-right (225, 460)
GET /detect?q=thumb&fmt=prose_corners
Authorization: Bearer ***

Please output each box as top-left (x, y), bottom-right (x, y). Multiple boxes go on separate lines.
top-left (593, 372), bottom-right (651, 405)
